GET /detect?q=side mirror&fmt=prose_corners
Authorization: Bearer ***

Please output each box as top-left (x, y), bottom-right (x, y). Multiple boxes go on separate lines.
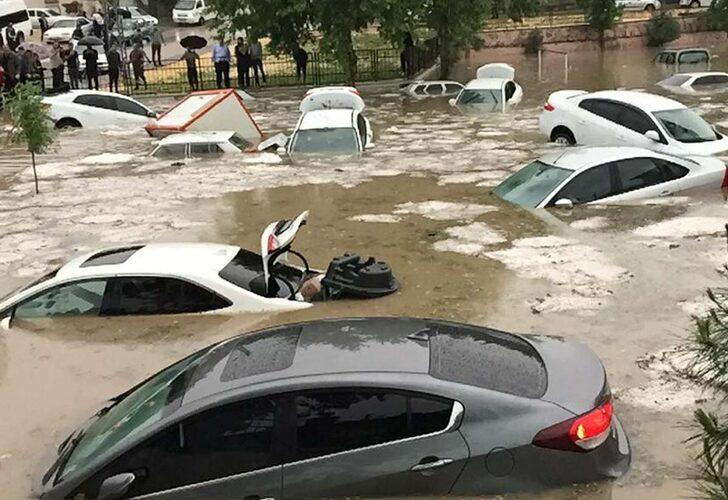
top-left (448, 98), bottom-right (457, 107)
top-left (644, 130), bottom-right (661, 142)
top-left (146, 111), bottom-right (156, 118)
top-left (554, 198), bottom-right (574, 209)
top-left (98, 473), bottom-right (136, 500)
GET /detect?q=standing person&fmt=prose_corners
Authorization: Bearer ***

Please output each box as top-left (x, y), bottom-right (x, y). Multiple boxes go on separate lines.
top-left (131, 29), bottom-right (143, 47)
top-left (129, 43), bottom-right (150, 90)
top-left (5, 24), bottom-right (17, 52)
top-left (180, 47), bottom-right (200, 91)
top-left (235, 37), bottom-right (250, 88)
top-left (66, 45), bottom-right (80, 89)
top-left (29, 51), bottom-right (45, 91)
top-left (16, 47), bottom-right (29, 83)
top-left (1, 44), bottom-right (17, 92)
top-left (249, 38), bottom-right (265, 86)
top-left (293, 45), bottom-right (308, 84)
top-left (107, 44), bottom-right (121, 93)
top-left (72, 21), bottom-right (84, 41)
top-left (83, 45), bottom-right (99, 90)
top-left (211, 37), bottom-right (230, 89)
top-left (49, 42), bottom-right (65, 90)
top-left (38, 15), bottom-right (48, 37)
top-left (150, 25), bottom-right (163, 67)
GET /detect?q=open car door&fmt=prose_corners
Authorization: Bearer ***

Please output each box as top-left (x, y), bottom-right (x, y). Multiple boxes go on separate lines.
top-left (475, 63), bottom-right (515, 80)
top-left (260, 211), bottom-right (309, 296)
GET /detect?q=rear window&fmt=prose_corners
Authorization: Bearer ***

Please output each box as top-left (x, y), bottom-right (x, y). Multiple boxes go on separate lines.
top-left (428, 322), bottom-right (547, 398)
top-left (220, 326), bottom-right (302, 382)
top-left (80, 246), bottom-right (143, 267)
top-left (218, 249), bottom-right (304, 298)
top-left (660, 74), bottom-right (691, 87)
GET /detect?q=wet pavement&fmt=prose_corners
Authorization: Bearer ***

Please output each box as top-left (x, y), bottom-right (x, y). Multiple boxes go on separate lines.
top-left (1, 38), bottom-right (728, 498)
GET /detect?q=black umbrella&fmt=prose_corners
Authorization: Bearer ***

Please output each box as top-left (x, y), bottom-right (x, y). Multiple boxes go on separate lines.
top-left (180, 35), bottom-right (207, 50)
top-left (77, 36), bottom-right (104, 46)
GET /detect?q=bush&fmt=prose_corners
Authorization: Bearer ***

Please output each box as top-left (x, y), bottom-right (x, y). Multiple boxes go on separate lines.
top-left (524, 29), bottom-right (543, 54)
top-left (705, 0), bottom-right (728, 32)
top-left (646, 11), bottom-right (681, 47)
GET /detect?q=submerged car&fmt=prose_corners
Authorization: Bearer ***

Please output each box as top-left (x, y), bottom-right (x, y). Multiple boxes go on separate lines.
top-left (287, 86), bottom-right (373, 156)
top-left (43, 90), bottom-right (157, 129)
top-left (401, 80), bottom-right (464, 99)
top-left (493, 146), bottom-right (725, 208)
top-left (151, 131), bottom-right (255, 159)
top-left (657, 72), bottom-right (728, 95)
top-left (539, 89), bottom-right (728, 156)
top-left (37, 317), bottom-right (630, 499)
top-left (653, 47), bottom-right (711, 66)
top-left (0, 212), bottom-right (398, 328)
top-left (450, 63), bottom-right (523, 112)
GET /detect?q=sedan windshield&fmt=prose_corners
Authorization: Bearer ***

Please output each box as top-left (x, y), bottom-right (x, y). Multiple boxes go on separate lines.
top-left (493, 161), bottom-right (573, 208)
top-left (654, 108), bottom-right (718, 143)
top-left (175, 0), bottom-right (196, 9)
top-left (456, 89), bottom-right (502, 106)
top-left (290, 128), bottom-right (359, 154)
top-left (53, 20), bottom-right (77, 28)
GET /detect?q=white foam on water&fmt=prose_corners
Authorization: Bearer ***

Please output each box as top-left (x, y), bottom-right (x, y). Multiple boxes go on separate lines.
top-left (640, 196), bottom-right (692, 206)
top-left (433, 222), bottom-right (506, 255)
top-left (79, 153), bottom-right (135, 165)
top-left (634, 217), bottom-right (726, 239)
top-left (239, 153), bottom-right (283, 165)
top-left (438, 170), bottom-right (509, 185)
top-left (348, 214), bottom-right (402, 223)
top-left (570, 216), bottom-right (609, 231)
top-left (529, 294), bottom-right (605, 315)
top-left (393, 201), bottom-right (497, 221)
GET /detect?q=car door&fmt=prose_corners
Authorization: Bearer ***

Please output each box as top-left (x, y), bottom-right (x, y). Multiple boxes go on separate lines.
top-left (70, 396), bottom-right (283, 500)
top-left (281, 388), bottom-right (469, 498)
top-left (575, 98), bottom-right (622, 145)
top-left (11, 279), bottom-right (111, 320)
top-left (113, 96), bottom-right (154, 125)
top-left (544, 163), bottom-right (617, 206)
top-left (601, 157), bottom-right (678, 202)
top-left (74, 94), bottom-right (120, 128)
top-left (610, 102), bottom-right (671, 153)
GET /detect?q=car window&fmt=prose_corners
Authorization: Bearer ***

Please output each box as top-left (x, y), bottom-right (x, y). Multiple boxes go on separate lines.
top-left (412, 85), bottom-right (426, 96)
top-left (551, 164), bottom-right (615, 205)
top-left (655, 158), bottom-right (689, 181)
top-left (218, 249), bottom-right (303, 299)
top-left (289, 128), bottom-right (359, 155)
top-left (679, 51), bottom-right (709, 64)
top-left (615, 104), bottom-right (656, 135)
top-left (505, 81), bottom-right (516, 100)
top-left (444, 83), bottom-right (462, 94)
top-left (152, 144), bottom-right (187, 159)
top-left (425, 84), bottom-right (443, 95)
top-left (74, 95), bottom-right (117, 111)
top-left (229, 134), bottom-right (251, 151)
top-left (294, 389), bottom-right (453, 461)
top-left (493, 160), bottom-right (573, 208)
top-left (615, 157), bottom-right (666, 193)
top-left (14, 280), bottom-right (109, 319)
top-left (665, 53), bottom-right (676, 64)
top-left (104, 277), bottom-right (230, 315)
top-left (189, 143), bottom-right (224, 157)
top-left (660, 74), bottom-right (691, 86)
top-left (356, 114), bottom-right (367, 147)
top-left (578, 99), bottom-right (620, 122)
top-left (695, 75), bottom-right (728, 86)
top-left (114, 97), bottom-right (148, 116)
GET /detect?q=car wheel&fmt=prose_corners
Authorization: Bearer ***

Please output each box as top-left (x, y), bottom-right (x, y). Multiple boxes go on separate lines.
top-left (198, 16), bottom-right (205, 26)
top-left (56, 118), bottom-right (82, 129)
top-left (689, 0), bottom-right (700, 6)
top-left (551, 128), bottom-right (576, 146)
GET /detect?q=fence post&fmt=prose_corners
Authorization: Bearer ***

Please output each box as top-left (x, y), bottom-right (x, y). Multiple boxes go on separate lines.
top-left (372, 49), bottom-right (377, 81)
top-left (564, 53), bottom-right (568, 83)
top-left (538, 49), bottom-right (542, 81)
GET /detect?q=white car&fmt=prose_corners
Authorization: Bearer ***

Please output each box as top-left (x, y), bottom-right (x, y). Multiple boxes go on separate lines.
top-left (657, 72), bottom-right (728, 95)
top-left (43, 90), bottom-right (157, 129)
top-left (173, 0), bottom-right (208, 25)
top-left (616, 0), bottom-right (661, 11)
top-left (539, 89), bottom-right (728, 156)
top-left (493, 146), bottom-right (725, 209)
top-left (449, 63), bottom-right (523, 112)
top-left (401, 80), bottom-right (464, 99)
top-left (288, 86), bottom-right (373, 156)
top-left (151, 131), bottom-right (254, 159)
top-left (42, 16), bottom-right (91, 43)
top-left (653, 47), bottom-right (711, 65)
top-left (679, 0), bottom-right (714, 7)
top-left (120, 6), bottom-right (159, 25)
top-left (28, 7), bottom-right (61, 29)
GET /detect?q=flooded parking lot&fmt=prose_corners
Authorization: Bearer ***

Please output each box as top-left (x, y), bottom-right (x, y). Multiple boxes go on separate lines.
top-left (1, 40), bottom-right (728, 498)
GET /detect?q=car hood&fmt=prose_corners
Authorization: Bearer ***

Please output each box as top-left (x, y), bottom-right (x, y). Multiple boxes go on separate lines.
top-left (672, 134), bottom-right (728, 156)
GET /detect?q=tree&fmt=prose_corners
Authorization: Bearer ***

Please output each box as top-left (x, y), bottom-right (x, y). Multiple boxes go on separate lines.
top-left (6, 83), bottom-right (55, 195)
top-left (687, 284), bottom-right (728, 498)
top-left (578, 0), bottom-right (622, 49)
top-left (707, 0), bottom-right (728, 32)
top-left (646, 11), bottom-right (681, 47)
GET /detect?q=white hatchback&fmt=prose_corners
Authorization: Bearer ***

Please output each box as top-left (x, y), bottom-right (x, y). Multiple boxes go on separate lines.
top-left (450, 63), bottom-right (523, 112)
top-left (43, 90), bottom-right (157, 130)
top-left (151, 131), bottom-right (254, 159)
top-left (539, 89), bottom-right (728, 156)
top-left (493, 146), bottom-right (725, 208)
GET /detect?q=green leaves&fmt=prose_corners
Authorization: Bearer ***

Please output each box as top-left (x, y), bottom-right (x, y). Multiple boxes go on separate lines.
top-left (646, 11), bottom-right (681, 47)
top-left (6, 83), bottom-right (54, 156)
top-left (579, 0), bottom-right (622, 45)
top-left (707, 0), bottom-right (728, 33)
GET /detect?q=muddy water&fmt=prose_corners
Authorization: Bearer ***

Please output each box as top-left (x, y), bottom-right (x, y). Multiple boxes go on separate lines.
top-left (1, 40), bottom-right (728, 498)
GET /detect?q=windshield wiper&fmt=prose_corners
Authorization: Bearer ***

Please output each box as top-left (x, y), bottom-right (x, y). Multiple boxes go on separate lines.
top-left (48, 429), bottom-right (85, 484)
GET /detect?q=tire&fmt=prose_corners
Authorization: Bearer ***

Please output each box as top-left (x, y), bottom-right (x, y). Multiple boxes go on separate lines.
top-left (198, 16), bottom-right (205, 26)
top-left (56, 118), bottom-right (82, 129)
top-left (690, 0), bottom-right (700, 6)
top-left (551, 127), bottom-right (576, 146)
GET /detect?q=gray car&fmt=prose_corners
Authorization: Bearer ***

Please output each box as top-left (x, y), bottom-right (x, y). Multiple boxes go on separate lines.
top-left (38, 317), bottom-right (630, 499)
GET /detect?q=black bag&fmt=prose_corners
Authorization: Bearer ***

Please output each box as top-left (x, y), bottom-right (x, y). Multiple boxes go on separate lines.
top-left (321, 253), bottom-right (399, 299)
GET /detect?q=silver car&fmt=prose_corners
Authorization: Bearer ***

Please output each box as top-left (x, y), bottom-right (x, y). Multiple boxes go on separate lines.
top-left (38, 318), bottom-right (630, 499)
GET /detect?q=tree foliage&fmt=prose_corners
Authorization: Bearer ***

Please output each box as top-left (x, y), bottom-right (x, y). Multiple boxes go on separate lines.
top-left (687, 284), bottom-right (728, 498)
top-left (706, 0), bottom-right (728, 32)
top-left (578, 0), bottom-right (621, 47)
top-left (6, 83), bottom-right (55, 194)
top-left (646, 11), bottom-right (681, 47)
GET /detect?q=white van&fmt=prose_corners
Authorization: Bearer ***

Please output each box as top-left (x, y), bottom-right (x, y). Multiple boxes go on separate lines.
top-left (172, 0), bottom-right (208, 25)
top-left (0, 0), bottom-right (32, 44)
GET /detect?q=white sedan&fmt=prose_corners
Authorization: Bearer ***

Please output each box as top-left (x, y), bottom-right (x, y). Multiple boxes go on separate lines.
top-left (450, 63), bottom-right (523, 112)
top-left (43, 90), bottom-right (157, 129)
top-left (657, 72), bottom-right (728, 95)
top-left (42, 17), bottom-right (92, 43)
top-left (615, 0), bottom-right (661, 11)
top-left (539, 89), bottom-right (728, 156)
top-left (151, 131), bottom-right (254, 159)
top-left (493, 146), bottom-right (725, 208)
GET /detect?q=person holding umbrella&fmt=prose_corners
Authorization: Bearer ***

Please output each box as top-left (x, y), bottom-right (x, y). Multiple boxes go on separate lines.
top-left (82, 44), bottom-right (100, 90)
top-left (107, 44), bottom-right (122, 93)
top-left (49, 42), bottom-right (65, 90)
top-left (130, 43), bottom-right (151, 90)
top-left (211, 36), bottom-right (230, 89)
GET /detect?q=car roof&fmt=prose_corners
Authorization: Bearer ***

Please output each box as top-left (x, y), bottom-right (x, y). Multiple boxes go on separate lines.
top-left (299, 109), bottom-right (355, 130)
top-left (44, 90), bottom-right (142, 103)
top-left (660, 47), bottom-right (708, 53)
top-left (181, 317), bottom-right (434, 405)
top-left (538, 146), bottom-right (676, 171)
top-left (56, 243), bottom-right (240, 280)
top-left (159, 131), bottom-right (236, 145)
top-left (464, 78), bottom-right (505, 90)
top-left (584, 90), bottom-right (683, 112)
top-left (677, 71), bottom-right (728, 78)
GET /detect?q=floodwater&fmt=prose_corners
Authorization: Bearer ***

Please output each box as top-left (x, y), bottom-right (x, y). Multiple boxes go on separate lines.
top-left (1, 37), bottom-right (728, 499)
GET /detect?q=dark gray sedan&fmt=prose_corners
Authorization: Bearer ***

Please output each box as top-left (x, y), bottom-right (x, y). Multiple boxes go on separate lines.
top-left (38, 318), bottom-right (630, 499)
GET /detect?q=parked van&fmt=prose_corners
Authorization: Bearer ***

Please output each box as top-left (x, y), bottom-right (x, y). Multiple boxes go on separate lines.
top-left (172, 0), bottom-right (208, 25)
top-left (0, 0), bottom-right (32, 44)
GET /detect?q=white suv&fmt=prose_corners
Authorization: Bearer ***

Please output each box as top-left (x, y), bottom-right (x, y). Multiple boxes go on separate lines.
top-left (539, 89), bottom-right (728, 157)
top-left (173, 0), bottom-right (208, 25)
top-left (679, 0), bottom-right (714, 7)
top-left (616, 0), bottom-right (661, 11)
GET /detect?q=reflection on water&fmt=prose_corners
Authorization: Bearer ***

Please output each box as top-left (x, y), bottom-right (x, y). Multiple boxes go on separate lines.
top-left (0, 39), bottom-right (727, 498)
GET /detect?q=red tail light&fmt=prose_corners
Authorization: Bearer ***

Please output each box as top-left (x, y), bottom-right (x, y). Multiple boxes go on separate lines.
top-left (267, 234), bottom-right (277, 252)
top-left (532, 398), bottom-right (613, 452)
top-left (544, 102), bottom-right (555, 111)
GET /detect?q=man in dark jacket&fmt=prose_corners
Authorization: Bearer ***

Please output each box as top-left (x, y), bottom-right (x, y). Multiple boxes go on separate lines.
top-left (294, 45), bottom-right (308, 84)
top-left (66, 46), bottom-right (80, 90)
top-left (5, 24), bottom-right (17, 51)
top-left (107, 45), bottom-right (122, 93)
top-left (83, 45), bottom-right (99, 90)
top-left (235, 37), bottom-right (250, 88)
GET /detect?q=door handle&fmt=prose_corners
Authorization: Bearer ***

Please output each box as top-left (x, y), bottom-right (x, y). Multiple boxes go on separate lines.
top-left (660, 190), bottom-right (671, 196)
top-left (411, 458), bottom-right (453, 472)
